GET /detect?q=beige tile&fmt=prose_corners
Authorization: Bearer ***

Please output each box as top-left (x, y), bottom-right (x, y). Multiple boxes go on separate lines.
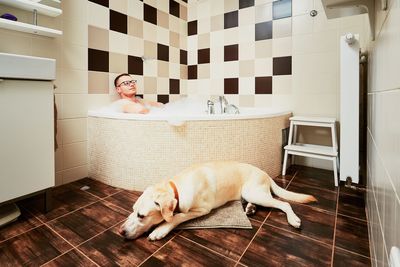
top-left (210, 1), bottom-right (224, 16)
top-left (239, 77), bottom-right (255, 94)
top-left (273, 17), bottom-right (292, 38)
top-left (60, 69), bottom-right (88, 94)
top-left (169, 15), bottom-right (181, 34)
top-left (211, 14), bottom-right (224, 32)
top-left (255, 39), bottom-right (272, 58)
top-left (144, 0), bottom-right (157, 7)
top-left (273, 75), bottom-right (292, 94)
top-left (239, 6), bottom-right (255, 26)
top-left (54, 94), bottom-right (64, 119)
top-left (143, 22), bottom-right (158, 43)
top-left (170, 31), bottom-right (180, 48)
top-left (60, 118), bottom-right (87, 144)
top-left (128, 36), bottom-right (144, 57)
top-left (224, 61), bottom-right (239, 78)
top-left (61, 43), bottom-right (87, 71)
top-left (110, 0), bottom-right (128, 14)
top-left (109, 31), bottom-right (128, 54)
top-left (224, 28), bottom-right (239, 45)
top-left (157, 77), bottom-right (169, 94)
top-left (157, 27), bottom-right (170, 45)
top-left (198, 17), bottom-right (211, 34)
top-left (55, 172), bottom-right (63, 186)
top-left (63, 18), bottom-right (87, 47)
top-left (198, 64), bottom-right (210, 79)
top-left (198, 33), bottom-right (210, 49)
top-left (31, 36), bottom-right (59, 61)
top-left (180, 65), bottom-right (188, 79)
top-left (144, 77), bottom-right (157, 94)
top-left (158, 60), bottom-right (170, 77)
top-left (170, 47), bottom-right (180, 65)
top-left (272, 36), bottom-right (292, 57)
top-left (0, 30), bottom-right (32, 55)
top-left (239, 60), bottom-right (255, 77)
top-left (158, 10), bottom-right (169, 29)
top-left (239, 95), bottom-right (255, 107)
top-left (255, 3), bottom-right (272, 23)
top-left (89, 25), bottom-right (108, 50)
top-left (144, 40), bottom-right (157, 60)
top-left (55, 145), bottom-right (63, 172)
top-left (88, 1), bottom-right (109, 29)
top-left (180, 4), bottom-right (188, 20)
top-left (224, 0), bottom-right (238, 13)
top-left (110, 53), bottom-right (128, 74)
top-left (62, 0), bottom-right (87, 22)
top-left (157, 0), bottom-right (169, 13)
top-left (128, 17), bottom-right (143, 38)
top-left (255, 58), bottom-right (272, 76)
top-left (88, 71), bottom-right (109, 94)
top-left (169, 62), bottom-right (181, 79)
top-left (62, 165), bottom-right (88, 184)
top-left (239, 42), bottom-right (255, 60)
top-left (62, 94), bottom-right (88, 119)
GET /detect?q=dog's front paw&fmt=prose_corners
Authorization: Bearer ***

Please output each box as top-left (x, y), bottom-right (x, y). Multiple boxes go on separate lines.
top-left (148, 226), bottom-right (171, 241)
top-left (288, 214), bottom-right (301, 228)
top-left (245, 203), bottom-right (257, 216)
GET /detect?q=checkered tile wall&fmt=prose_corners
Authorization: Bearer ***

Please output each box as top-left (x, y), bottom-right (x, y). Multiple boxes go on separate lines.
top-left (87, 0), bottom-right (292, 106)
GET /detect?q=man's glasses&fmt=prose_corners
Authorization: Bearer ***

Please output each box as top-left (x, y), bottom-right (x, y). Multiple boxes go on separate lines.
top-left (118, 80), bottom-right (137, 87)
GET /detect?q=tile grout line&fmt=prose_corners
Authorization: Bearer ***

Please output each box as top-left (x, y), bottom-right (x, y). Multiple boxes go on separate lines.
top-left (233, 170), bottom-right (299, 266)
top-left (335, 244), bottom-right (373, 260)
top-left (330, 181), bottom-right (340, 266)
top-left (336, 212), bottom-right (368, 223)
top-left (137, 234), bottom-right (180, 266)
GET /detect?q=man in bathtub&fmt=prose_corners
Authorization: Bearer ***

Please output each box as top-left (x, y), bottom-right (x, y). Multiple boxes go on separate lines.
top-left (114, 73), bottom-right (164, 114)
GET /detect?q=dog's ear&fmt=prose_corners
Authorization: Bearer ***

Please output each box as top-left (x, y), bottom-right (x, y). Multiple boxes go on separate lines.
top-left (157, 195), bottom-right (177, 222)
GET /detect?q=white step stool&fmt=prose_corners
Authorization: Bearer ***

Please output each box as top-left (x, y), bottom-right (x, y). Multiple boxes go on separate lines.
top-left (282, 116), bottom-right (340, 187)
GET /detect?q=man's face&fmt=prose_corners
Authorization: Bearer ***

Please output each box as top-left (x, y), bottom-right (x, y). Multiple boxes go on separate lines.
top-left (116, 75), bottom-right (137, 97)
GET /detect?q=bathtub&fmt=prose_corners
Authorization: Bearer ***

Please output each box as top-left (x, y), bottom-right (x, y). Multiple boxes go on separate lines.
top-left (88, 103), bottom-right (291, 190)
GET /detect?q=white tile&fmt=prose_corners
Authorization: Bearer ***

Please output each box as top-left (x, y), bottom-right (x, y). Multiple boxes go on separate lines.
top-left (63, 141), bottom-right (88, 169)
top-left (128, 0), bottom-right (143, 19)
top-left (62, 165), bottom-right (88, 184)
top-left (60, 118), bottom-right (88, 144)
top-left (88, 2), bottom-right (109, 29)
top-left (62, 94), bottom-right (88, 119)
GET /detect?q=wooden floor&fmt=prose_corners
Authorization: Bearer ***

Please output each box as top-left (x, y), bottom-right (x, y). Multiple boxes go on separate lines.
top-left (0, 165), bottom-right (371, 266)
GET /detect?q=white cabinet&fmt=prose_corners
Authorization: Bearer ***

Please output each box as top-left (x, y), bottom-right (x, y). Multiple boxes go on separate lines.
top-left (0, 0), bottom-right (62, 37)
top-left (0, 79), bottom-right (55, 204)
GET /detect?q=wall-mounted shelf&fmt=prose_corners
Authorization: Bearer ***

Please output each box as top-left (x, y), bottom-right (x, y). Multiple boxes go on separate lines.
top-left (0, 0), bottom-right (62, 37)
top-left (0, 0), bottom-right (62, 17)
top-left (0, 18), bottom-right (62, 37)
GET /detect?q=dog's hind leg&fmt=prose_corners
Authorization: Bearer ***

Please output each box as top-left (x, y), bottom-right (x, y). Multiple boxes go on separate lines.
top-left (241, 186), bottom-right (301, 228)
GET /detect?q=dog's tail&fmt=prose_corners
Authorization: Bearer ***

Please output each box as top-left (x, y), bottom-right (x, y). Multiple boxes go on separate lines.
top-left (270, 178), bottom-right (317, 203)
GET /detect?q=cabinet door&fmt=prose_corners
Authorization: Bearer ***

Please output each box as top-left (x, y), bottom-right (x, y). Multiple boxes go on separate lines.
top-left (0, 79), bottom-right (54, 203)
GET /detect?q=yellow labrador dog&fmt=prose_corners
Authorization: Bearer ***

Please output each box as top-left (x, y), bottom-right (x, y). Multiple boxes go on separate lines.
top-left (119, 161), bottom-right (316, 240)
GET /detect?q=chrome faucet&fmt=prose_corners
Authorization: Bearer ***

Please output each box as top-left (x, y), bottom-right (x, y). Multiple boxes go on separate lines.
top-left (207, 100), bottom-right (215, 114)
top-left (219, 96), bottom-right (228, 114)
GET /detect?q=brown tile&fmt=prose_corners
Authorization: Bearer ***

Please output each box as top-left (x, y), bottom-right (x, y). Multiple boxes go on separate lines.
top-left (240, 224), bottom-right (332, 266)
top-left (338, 192), bottom-right (366, 220)
top-left (180, 49), bottom-right (187, 65)
top-left (89, 0), bottom-right (108, 8)
top-left (247, 207), bottom-right (272, 223)
top-left (224, 78), bottom-right (239, 94)
top-left (188, 20), bottom-right (197, 36)
top-left (157, 43), bottom-right (169, 62)
top-left (78, 223), bottom-right (172, 266)
top-left (21, 184), bottom-right (99, 222)
top-left (255, 76), bottom-right (272, 94)
top-left (333, 247), bottom-right (371, 267)
top-left (180, 219), bottom-right (261, 260)
top-left (47, 201), bottom-right (128, 246)
top-left (188, 65), bottom-right (197, 79)
top-left (128, 55), bottom-right (143, 75)
top-left (103, 190), bottom-right (142, 212)
top-left (141, 235), bottom-right (236, 266)
top-left (70, 178), bottom-right (122, 199)
top-left (224, 11), bottom-right (238, 29)
top-left (157, 95), bottom-right (169, 104)
top-left (265, 203), bottom-right (335, 245)
top-left (224, 44), bottom-right (239, 62)
top-left (255, 21), bottom-right (272, 41)
top-left (273, 56), bottom-right (292, 75)
top-left (335, 214), bottom-right (370, 257)
top-left (43, 249), bottom-right (97, 267)
top-left (110, 10), bottom-right (127, 34)
top-left (272, 174), bottom-right (293, 188)
top-left (240, 0), bottom-right (255, 9)
top-left (88, 48), bottom-right (109, 72)
top-left (339, 183), bottom-right (366, 198)
top-left (144, 4), bottom-right (157, 25)
top-left (170, 78), bottom-right (180, 94)
top-left (198, 48), bottom-right (210, 64)
top-left (292, 166), bottom-right (338, 192)
top-left (169, 0), bottom-right (180, 18)
top-left (0, 225), bottom-right (72, 266)
top-left (288, 181), bottom-right (338, 213)
top-left (0, 207), bottom-right (42, 242)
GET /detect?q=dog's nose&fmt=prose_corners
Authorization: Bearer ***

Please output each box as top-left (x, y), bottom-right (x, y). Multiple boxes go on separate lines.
top-left (119, 228), bottom-right (126, 237)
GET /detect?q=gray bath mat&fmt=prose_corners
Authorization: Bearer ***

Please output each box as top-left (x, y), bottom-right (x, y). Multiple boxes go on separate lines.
top-left (176, 200), bottom-right (252, 229)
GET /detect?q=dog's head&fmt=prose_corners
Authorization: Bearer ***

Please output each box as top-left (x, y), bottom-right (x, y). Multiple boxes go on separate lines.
top-left (119, 182), bottom-right (178, 239)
